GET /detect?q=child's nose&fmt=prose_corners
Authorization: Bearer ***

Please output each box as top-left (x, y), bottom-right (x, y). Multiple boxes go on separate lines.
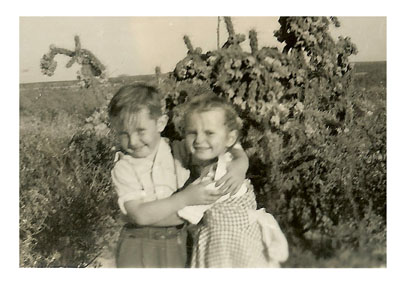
top-left (195, 132), bottom-right (205, 144)
top-left (129, 133), bottom-right (141, 148)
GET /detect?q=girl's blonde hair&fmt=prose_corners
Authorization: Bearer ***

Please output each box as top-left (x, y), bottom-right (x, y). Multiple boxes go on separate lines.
top-left (183, 92), bottom-right (243, 134)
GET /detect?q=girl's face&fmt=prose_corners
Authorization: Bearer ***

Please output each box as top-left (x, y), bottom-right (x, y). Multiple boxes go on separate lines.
top-left (114, 108), bottom-right (167, 158)
top-left (184, 108), bottom-right (237, 161)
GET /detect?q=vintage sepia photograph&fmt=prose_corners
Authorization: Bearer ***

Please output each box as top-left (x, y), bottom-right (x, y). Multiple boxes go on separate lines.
top-left (19, 12), bottom-right (389, 275)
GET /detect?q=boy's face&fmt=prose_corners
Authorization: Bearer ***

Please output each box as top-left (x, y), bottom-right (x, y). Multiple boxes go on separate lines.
top-left (114, 108), bottom-right (167, 158)
top-left (184, 108), bottom-right (237, 161)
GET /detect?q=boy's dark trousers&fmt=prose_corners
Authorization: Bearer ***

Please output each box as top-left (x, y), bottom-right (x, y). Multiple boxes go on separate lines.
top-left (116, 224), bottom-right (187, 268)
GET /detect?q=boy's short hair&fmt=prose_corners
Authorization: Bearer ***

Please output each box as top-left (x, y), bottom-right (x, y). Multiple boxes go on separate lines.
top-left (108, 83), bottom-right (164, 126)
top-left (184, 92), bottom-right (243, 133)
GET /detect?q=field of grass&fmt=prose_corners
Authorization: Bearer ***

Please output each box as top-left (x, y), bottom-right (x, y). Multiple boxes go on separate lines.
top-left (20, 62), bottom-right (385, 124)
top-left (19, 62), bottom-right (386, 268)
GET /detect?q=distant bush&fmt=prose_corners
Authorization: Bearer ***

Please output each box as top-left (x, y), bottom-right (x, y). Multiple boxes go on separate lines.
top-left (353, 61), bottom-right (387, 88)
top-left (20, 85), bottom-right (107, 123)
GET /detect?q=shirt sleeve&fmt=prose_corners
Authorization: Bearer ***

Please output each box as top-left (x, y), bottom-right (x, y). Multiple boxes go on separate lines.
top-left (111, 160), bottom-right (146, 215)
top-left (232, 142), bottom-right (243, 150)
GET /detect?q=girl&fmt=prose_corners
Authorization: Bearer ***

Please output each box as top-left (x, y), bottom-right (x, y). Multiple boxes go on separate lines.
top-left (176, 93), bottom-right (289, 268)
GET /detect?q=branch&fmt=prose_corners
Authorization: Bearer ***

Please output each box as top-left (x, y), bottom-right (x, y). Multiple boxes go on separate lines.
top-left (224, 16), bottom-right (235, 36)
top-left (249, 30), bottom-right (258, 54)
top-left (183, 35), bottom-right (194, 53)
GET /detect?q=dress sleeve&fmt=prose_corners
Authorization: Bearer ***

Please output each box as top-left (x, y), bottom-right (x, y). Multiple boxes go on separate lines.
top-left (247, 208), bottom-right (289, 265)
top-left (111, 160), bottom-right (146, 215)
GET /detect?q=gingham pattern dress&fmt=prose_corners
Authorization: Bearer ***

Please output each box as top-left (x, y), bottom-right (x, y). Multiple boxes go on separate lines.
top-left (190, 187), bottom-right (270, 268)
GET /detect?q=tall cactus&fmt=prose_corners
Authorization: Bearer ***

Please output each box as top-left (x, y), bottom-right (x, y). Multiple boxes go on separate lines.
top-left (40, 35), bottom-right (107, 88)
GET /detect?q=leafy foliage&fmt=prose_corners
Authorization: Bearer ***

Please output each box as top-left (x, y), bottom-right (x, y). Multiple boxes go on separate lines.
top-left (169, 16), bottom-right (386, 259)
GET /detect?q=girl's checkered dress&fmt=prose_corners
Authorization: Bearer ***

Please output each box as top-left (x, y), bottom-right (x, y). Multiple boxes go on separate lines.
top-left (190, 187), bottom-right (270, 268)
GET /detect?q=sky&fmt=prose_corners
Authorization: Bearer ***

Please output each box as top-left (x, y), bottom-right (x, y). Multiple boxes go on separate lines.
top-left (19, 16), bottom-right (386, 83)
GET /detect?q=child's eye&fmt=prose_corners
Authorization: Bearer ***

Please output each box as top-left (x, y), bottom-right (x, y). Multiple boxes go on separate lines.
top-left (137, 129), bottom-right (146, 134)
top-left (186, 130), bottom-right (197, 136)
top-left (205, 131), bottom-right (215, 136)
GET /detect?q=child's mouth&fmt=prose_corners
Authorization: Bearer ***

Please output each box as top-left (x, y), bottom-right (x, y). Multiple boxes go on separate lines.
top-left (129, 145), bottom-right (146, 152)
top-left (194, 146), bottom-right (210, 151)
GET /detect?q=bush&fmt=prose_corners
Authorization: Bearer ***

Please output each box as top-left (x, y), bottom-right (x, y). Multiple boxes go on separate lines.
top-left (20, 128), bottom-right (120, 267)
top-left (168, 16), bottom-right (386, 263)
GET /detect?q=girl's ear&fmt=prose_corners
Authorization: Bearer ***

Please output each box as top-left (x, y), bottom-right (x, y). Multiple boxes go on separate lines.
top-left (156, 115), bottom-right (169, 133)
top-left (226, 130), bottom-right (238, 148)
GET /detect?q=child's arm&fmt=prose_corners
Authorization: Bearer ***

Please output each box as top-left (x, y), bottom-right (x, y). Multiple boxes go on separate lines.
top-left (215, 143), bottom-right (249, 195)
top-left (121, 179), bottom-right (222, 226)
top-left (148, 213), bottom-right (184, 227)
top-left (171, 139), bottom-right (249, 196)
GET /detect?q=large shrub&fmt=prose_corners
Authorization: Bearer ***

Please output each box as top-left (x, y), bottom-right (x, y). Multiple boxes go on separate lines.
top-left (168, 16), bottom-right (386, 260)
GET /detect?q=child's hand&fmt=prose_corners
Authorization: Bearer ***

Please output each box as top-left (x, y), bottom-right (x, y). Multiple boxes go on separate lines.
top-left (215, 168), bottom-right (245, 196)
top-left (219, 144), bottom-right (249, 195)
top-left (181, 179), bottom-right (226, 206)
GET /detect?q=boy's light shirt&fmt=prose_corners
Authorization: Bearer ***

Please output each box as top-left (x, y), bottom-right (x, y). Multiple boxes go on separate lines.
top-left (111, 138), bottom-right (190, 215)
top-left (177, 152), bottom-right (248, 225)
